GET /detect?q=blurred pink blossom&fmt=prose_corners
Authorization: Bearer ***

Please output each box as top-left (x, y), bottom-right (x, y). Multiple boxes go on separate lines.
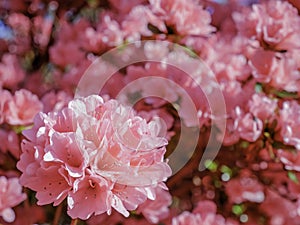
top-left (172, 200), bottom-right (237, 225)
top-left (0, 54), bottom-right (25, 89)
top-left (109, 0), bottom-right (146, 14)
top-left (238, 112), bottom-right (263, 142)
top-left (222, 105), bottom-right (263, 145)
top-left (233, 1), bottom-right (300, 51)
top-left (49, 41), bottom-right (85, 68)
top-left (248, 93), bottom-right (278, 121)
top-left (150, 0), bottom-right (215, 36)
top-left (41, 91), bottom-right (72, 113)
top-left (79, 27), bottom-right (105, 53)
top-left (0, 176), bottom-right (26, 223)
top-left (0, 129), bottom-right (20, 159)
top-left (33, 15), bottom-right (54, 49)
top-left (5, 89), bottom-right (43, 126)
top-left (249, 49), bottom-right (276, 83)
top-left (250, 49), bottom-right (300, 92)
top-left (225, 170), bottom-right (265, 204)
top-left (0, 89), bottom-right (12, 124)
top-left (277, 149), bottom-right (300, 172)
top-left (122, 5), bottom-right (166, 41)
top-left (98, 15), bottom-right (124, 47)
top-left (280, 101), bottom-right (300, 150)
top-left (49, 19), bottom-right (91, 67)
top-left (137, 185), bottom-right (172, 223)
top-left (259, 188), bottom-right (300, 225)
top-left (6, 13), bottom-right (31, 54)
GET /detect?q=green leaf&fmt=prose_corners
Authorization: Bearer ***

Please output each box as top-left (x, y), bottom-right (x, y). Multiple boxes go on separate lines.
top-left (288, 171), bottom-right (299, 184)
top-left (214, 179), bottom-right (222, 188)
top-left (272, 89), bottom-right (298, 99)
top-left (204, 160), bottom-right (218, 172)
top-left (255, 83), bottom-right (263, 93)
top-left (263, 132), bottom-right (271, 138)
top-left (232, 204), bottom-right (245, 216)
top-left (181, 45), bottom-right (198, 58)
top-left (220, 165), bottom-right (232, 176)
top-left (240, 141), bottom-right (249, 148)
top-left (12, 125), bottom-right (32, 134)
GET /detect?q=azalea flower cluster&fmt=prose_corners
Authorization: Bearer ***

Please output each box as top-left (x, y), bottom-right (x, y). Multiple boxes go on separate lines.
top-left (17, 95), bottom-right (171, 220)
top-left (1, 0), bottom-right (300, 225)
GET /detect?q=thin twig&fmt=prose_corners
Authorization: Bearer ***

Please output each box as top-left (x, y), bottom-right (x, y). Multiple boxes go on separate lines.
top-left (70, 218), bottom-right (78, 225)
top-left (52, 203), bottom-right (63, 225)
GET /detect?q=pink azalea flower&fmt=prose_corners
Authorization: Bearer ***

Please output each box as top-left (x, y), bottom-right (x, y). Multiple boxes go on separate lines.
top-left (6, 13), bottom-right (31, 54)
top-left (249, 49), bottom-right (276, 83)
top-left (221, 80), bottom-right (245, 112)
top-left (7, 13), bottom-right (30, 36)
top-left (0, 129), bottom-right (20, 159)
top-left (59, 59), bottom-right (93, 93)
top-left (0, 89), bottom-right (12, 124)
top-left (172, 200), bottom-right (237, 225)
top-left (98, 15), bottom-right (124, 47)
top-left (17, 95), bottom-right (171, 220)
top-left (201, 35), bottom-right (251, 83)
top-left (0, 176), bottom-right (26, 223)
top-left (48, 18), bottom-right (90, 67)
top-left (109, 0), bottom-right (146, 14)
top-left (41, 91), bottom-right (72, 113)
top-left (193, 200), bottom-right (218, 216)
top-left (279, 101), bottom-right (300, 150)
top-left (172, 211), bottom-right (203, 225)
top-left (150, 0), bottom-right (215, 36)
top-left (22, 71), bottom-right (52, 97)
top-left (49, 41), bottom-right (85, 68)
top-left (233, 1), bottom-right (300, 51)
top-left (137, 185), bottom-right (172, 223)
top-left (17, 140), bottom-right (46, 186)
top-left (33, 15), bottom-right (54, 49)
top-left (120, 58), bottom-right (203, 128)
top-left (54, 18), bottom-right (90, 43)
top-left (277, 149), bottom-right (300, 172)
top-left (68, 175), bottom-right (110, 220)
top-left (222, 117), bottom-right (240, 146)
top-left (248, 93), bottom-right (278, 121)
top-left (5, 89), bottom-right (43, 126)
top-left (222, 105), bottom-right (263, 145)
top-left (259, 188), bottom-right (299, 225)
top-left (220, 79), bottom-right (255, 114)
top-left (249, 49), bottom-right (300, 92)
top-left (269, 53), bottom-right (300, 93)
top-left (122, 5), bottom-right (166, 41)
top-left (237, 112), bottom-right (263, 143)
top-left (225, 170), bottom-right (265, 204)
top-left (79, 27), bottom-right (105, 53)
top-left (0, 54), bottom-right (25, 89)
top-left (28, 165), bottom-right (73, 206)
top-left (138, 108), bottom-right (175, 140)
